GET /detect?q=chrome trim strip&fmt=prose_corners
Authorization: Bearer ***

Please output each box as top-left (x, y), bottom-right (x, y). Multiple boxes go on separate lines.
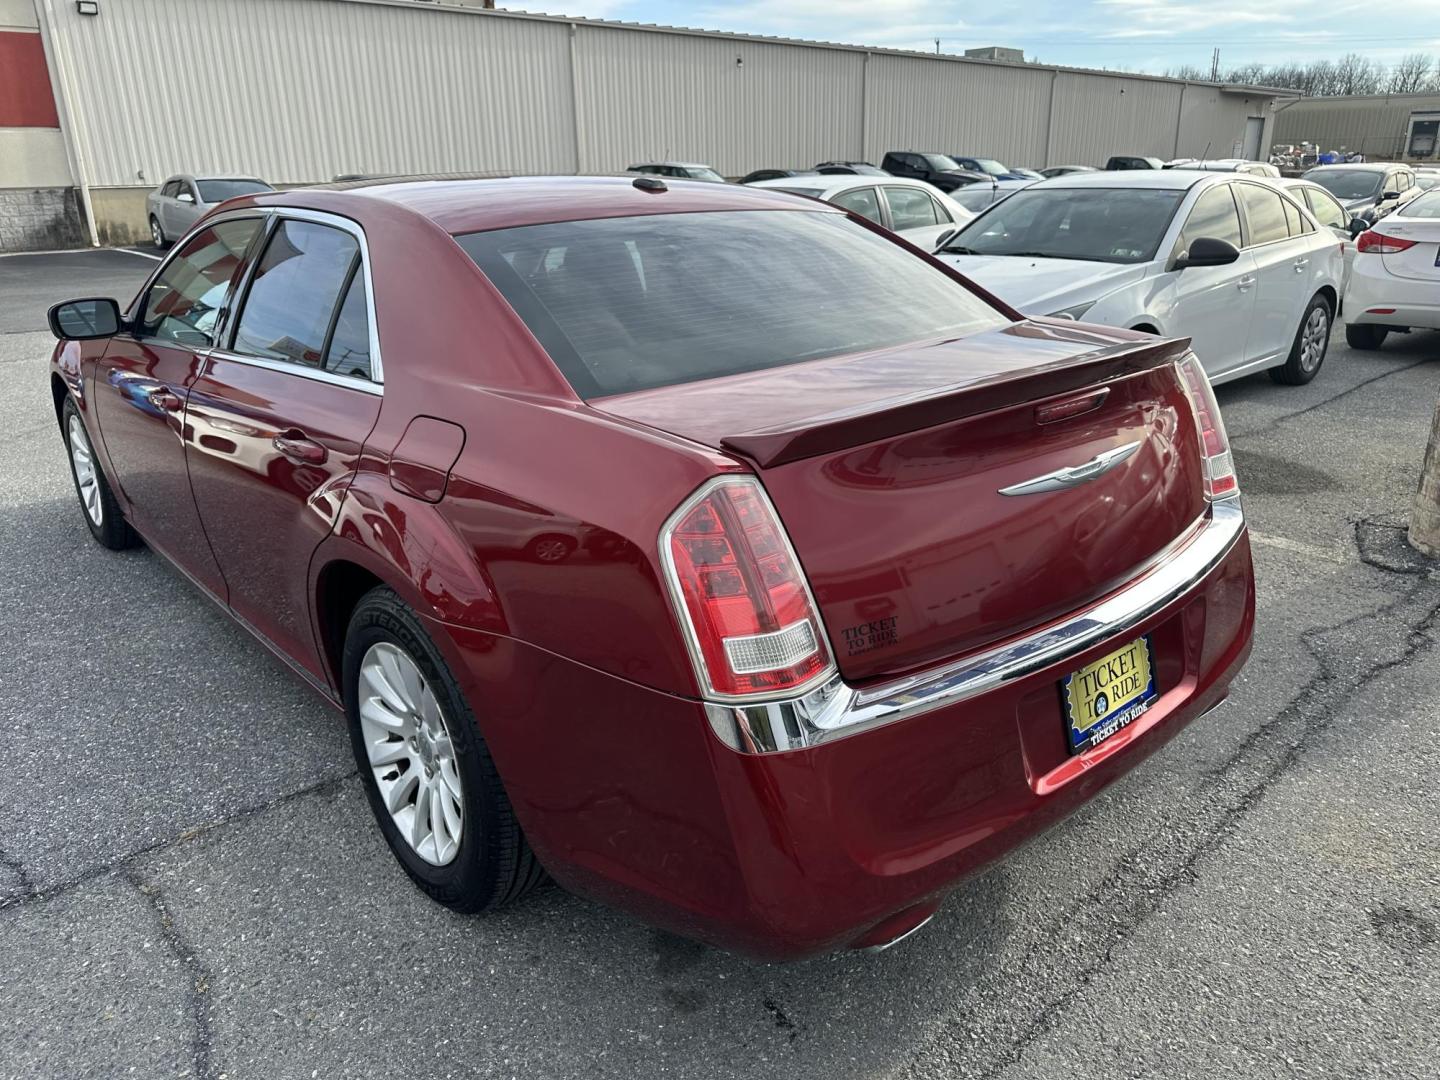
top-left (998, 439), bottom-right (1142, 496)
top-left (704, 497), bottom-right (1244, 754)
top-left (865, 913), bottom-right (935, 953)
top-left (203, 348), bottom-right (383, 395)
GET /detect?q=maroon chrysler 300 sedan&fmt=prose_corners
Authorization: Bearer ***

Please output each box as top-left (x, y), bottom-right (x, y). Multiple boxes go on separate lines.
top-left (47, 176), bottom-right (1253, 958)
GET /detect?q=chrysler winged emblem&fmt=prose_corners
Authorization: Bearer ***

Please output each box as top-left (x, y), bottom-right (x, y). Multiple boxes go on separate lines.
top-left (998, 440), bottom-right (1142, 496)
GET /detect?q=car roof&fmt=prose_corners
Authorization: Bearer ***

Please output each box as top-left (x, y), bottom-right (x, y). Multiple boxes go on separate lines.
top-left (246, 174), bottom-right (837, 234)
top-left (1032, 170), bottom-right (1211, 191)
top-left (629, 161), bottom-right (711, 169)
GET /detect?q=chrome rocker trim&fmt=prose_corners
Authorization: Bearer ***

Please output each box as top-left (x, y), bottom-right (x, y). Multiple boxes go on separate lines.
top-left (705, 497), bottom-right (1245, 754)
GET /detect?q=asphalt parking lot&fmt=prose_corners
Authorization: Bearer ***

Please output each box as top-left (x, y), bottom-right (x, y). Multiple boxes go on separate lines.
top-left (3, 248), bottom-right (1439, 1080)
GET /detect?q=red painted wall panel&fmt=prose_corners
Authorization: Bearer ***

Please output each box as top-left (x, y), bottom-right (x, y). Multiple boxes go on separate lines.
top-left (0, 31), bottom-right (60, 128)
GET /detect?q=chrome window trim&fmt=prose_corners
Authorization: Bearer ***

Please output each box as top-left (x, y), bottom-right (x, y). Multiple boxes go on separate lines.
top-left (202, 348), bottom-right (383, 395)
top-left (705, 496), bottom-right (1245, 754)
top-left (223, 206), bottom-right (386, 387)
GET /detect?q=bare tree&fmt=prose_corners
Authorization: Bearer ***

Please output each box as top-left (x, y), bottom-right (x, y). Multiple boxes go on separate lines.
top-left (1389, 53), bottom-right (1434, 94)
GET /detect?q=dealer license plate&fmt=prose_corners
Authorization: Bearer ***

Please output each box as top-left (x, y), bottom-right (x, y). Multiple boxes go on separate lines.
top-left (1061, 635), bottom-right (1157, 754)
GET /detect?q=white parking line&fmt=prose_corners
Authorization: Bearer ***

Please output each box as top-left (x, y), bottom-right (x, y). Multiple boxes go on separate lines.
top-left (117, 248), bottom-right (163, 261)
top-left (1247, 530), bottom-right (1349, 564)
top-left (0, 246), bottom-right (162, 261)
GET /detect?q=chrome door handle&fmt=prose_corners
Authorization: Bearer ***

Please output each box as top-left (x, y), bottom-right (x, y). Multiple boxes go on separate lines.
top-left (272, 431), bottom-right (328, 464)
top-left (146, 387), bottom-right (182, 411)
top-left (1236, 275), bottom-right (1256, 291)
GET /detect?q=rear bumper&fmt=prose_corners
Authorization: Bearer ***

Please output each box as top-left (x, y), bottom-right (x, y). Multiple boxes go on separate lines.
top-left (435, 503), bottom-right (1255, 960)
top-left (1344, 259), bottom-right (1440, 329)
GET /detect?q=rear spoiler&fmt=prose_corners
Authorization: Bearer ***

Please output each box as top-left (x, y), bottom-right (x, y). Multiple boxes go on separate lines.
top-left (721, 329), bottom-right (1193, 469)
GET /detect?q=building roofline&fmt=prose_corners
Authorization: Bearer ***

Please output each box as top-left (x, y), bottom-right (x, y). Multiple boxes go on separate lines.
top-left (335, 0), bottom-right (1290, 96)
top-left (1276, 90), bottom-right (1440, 106)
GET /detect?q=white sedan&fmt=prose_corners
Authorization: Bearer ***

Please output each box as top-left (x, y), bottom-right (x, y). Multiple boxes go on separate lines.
top-left (748, 174), bottom-right (972, 249)
top-left (1343, 190), bottom-right (1440, 350)
top-left (935, 171), bottom-right (1346, 386)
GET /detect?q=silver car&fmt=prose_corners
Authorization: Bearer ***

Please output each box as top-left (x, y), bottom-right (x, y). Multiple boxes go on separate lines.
top-left (145, 174), bottom-right (274, 247)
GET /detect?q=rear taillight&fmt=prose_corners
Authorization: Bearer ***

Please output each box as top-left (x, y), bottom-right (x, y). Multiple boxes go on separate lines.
top-left (1177, 355), bottom-right (1238, 500)
top-left (1355, 230), bottom-right (1417, 254)
top-left (661, 477), bottom-right (834, 699)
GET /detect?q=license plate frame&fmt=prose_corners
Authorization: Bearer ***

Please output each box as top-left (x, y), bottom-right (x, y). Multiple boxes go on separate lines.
top-left (1061, 634), bottom-right (1157, 755)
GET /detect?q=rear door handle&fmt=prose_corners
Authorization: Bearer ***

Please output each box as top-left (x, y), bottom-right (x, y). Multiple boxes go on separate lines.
top-left (1236, 275), bottom-right (1256, 292)
top-left (1293, 258), bottom-right (1309, 272)
top-left (146, 387), bottom-right (182, 411)
top-left (272, 430), bottom-right (328, 464)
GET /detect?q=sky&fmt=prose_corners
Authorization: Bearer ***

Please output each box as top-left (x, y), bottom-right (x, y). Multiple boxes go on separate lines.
top-left (505, 0), bottom-right (1440, 77)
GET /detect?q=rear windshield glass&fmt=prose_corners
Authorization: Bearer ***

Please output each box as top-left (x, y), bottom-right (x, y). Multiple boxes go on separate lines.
top-left (196, 179), bottom-right (273, 202)
top-left (1305, 170), bottom-right (1381, 200)
top-left (1404, 191), bottom-right (1440, 218)
top-left (456, 210), bottom-right (1006, 398)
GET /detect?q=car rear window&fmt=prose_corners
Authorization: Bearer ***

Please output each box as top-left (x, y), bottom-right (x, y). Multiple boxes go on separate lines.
top-left (455, 210), bottom-right (1006, 398)
top-left (1403, 191), bottom-right (1440, 218)
top-left (195, 179), bottom-right (273, 203)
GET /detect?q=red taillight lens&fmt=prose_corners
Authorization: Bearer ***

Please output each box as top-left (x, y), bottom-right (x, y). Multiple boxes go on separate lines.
top-left (1355, 230), bottom-right (1417, 254)
top-left (662, 477), bottom-right (834, 699)
top-left (1177, 355), bottom-right (1238, 500)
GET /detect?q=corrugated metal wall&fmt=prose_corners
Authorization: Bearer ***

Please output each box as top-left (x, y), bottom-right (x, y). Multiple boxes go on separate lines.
top-left (42, 0), bottom-right (1276, 189)
top-left (1273, 95), bottom-right (1440, 158)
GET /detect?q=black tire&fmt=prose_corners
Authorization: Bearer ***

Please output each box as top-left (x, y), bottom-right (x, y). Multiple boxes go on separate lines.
top-left (1345, 323), bottom-right (1389, 351)
top-left (149, 216), bottom-right (168, 249)
top-left (61, 397), bottom-right (138, 550)
top-left (1270, 293), bottom-right (1333, 385)
top-left (343, 586), bottom-right (545, 912)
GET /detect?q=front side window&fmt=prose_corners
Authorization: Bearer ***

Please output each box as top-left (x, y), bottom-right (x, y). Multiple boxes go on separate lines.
top-left (1235, 184), bottom-right (1289, 245)
top-left (884, 186), bottom-right (941, 230)
top-left (140, 218), bottom-right (262, 346)
top-left (1178, 185), bottom-right (1242, 253)
top-left (232, 219), bottom-right (359, 368)
top-left (1304, 187), bottom-right (1346, 229)
top-left (830, 187), bottom-right (882, 224)
top-left (456, 209), bottom-right (1006, 398)
top-left (921, 154), bottom-right (960, 173)
top-left (196, 179), bottom-right (273, 203)
top-left (947, 187), bottom-right (1184, 263)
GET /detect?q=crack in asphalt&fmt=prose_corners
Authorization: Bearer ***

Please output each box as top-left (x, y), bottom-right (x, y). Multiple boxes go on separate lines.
top-left (901, 578), bottom-right (1440, 1080)
top-left (123, 865), bottom-right (219, 1080)
top-left (1228, 356), bottom-right (1433, 440)
top-left (0, 770), bottom-right (356, 915)
top-left (0, 844), bottom-right (37, 903)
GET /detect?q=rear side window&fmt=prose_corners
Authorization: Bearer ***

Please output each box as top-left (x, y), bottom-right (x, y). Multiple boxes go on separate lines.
top-left (830, 187), bottom-right (882, 223)
top-left (1179, 185), bottom-right (1243, 252)
top-left (140, 218), bottom-right (262, 346)
top-left (324, 271), bottom-right (374, 380)
top-left (232, 220), bottom-right (359, 369)
top-left (1236, 184), bottom-right (1288, 245)
top-left (456, 210), bottom-right (1006, 398)
top-left (884, 186), bottom-right (941, 230)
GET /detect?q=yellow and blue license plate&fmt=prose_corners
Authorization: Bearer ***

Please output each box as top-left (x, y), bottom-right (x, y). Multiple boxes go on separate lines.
top-left (1062, 635), bottom-right (1157, 754)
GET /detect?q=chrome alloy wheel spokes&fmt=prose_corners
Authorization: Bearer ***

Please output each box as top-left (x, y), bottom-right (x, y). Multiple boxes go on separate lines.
top-left (358, 642), bottom-right (464, 866)
top-left (68, 414), bottom-right (102, 526)
top-left (1300, 306), bottom-right (1329, 372)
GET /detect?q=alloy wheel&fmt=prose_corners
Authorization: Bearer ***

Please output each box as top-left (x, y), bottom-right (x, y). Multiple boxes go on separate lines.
top-left (1300, 306), bottom-right (1329, 373)
top-left (150, 218), bottom-right (164, 247)
top-left (68, 414), bottom-right (103, 526)
top-left (357, 641), bottom-right (464, 866)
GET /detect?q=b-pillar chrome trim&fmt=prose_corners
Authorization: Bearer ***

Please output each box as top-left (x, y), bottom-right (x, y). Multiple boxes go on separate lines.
top-left (705, 496), bottom-right (1246, 754)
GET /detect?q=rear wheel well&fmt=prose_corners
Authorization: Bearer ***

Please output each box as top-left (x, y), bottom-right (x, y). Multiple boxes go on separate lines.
top-left (315, 560), bottom-right (384, 689)
top-left (1315, 285), bottom-right (1337, 316)
top-left (1130, 323), bottom-right (1160, 335)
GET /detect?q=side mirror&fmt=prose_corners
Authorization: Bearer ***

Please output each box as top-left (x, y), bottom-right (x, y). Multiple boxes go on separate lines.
top-left (1348, 216), bottom-right (1367, 239)
top-left (933, 229), bottom-right (956, 250)
top-left (48, 297), bottom-right (123, 340)
top-left (1174, 236), bottom-right (1240, 270)
top-left (177, 191), bottom-right (195, 204)
top-left (1380, 191), bottom-right (1399, 202)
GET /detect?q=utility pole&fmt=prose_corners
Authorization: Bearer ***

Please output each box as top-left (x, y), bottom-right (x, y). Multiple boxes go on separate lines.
top-left (935, 38), bottom-right (941, 54)
top-left (1210, 48), bottom-right (1220, 81)
top-left (1409, 395), bottom-right (1440, 556)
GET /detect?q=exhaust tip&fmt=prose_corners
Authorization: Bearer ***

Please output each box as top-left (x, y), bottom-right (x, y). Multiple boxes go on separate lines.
top-left (851, 900), bottom-right (940, 952)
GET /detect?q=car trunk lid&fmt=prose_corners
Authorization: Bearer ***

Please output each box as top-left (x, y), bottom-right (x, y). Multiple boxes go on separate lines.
top-left (597, 320), bottom-right (1208, 683)
top-left (1378, 217), bottom-right (1440, 280)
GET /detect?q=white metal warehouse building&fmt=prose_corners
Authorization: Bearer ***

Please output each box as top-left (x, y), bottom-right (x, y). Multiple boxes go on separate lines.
top-left (4, 0), bottom-right (1288, 250)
